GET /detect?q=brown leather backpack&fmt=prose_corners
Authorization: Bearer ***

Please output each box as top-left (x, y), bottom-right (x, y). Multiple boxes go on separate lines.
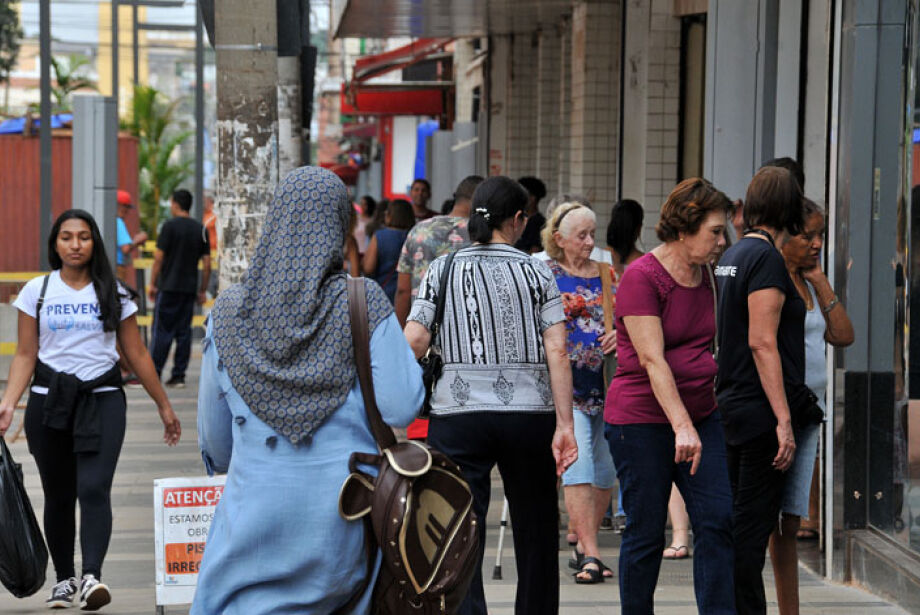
top-left (338, 277), bottom-right (480, 614)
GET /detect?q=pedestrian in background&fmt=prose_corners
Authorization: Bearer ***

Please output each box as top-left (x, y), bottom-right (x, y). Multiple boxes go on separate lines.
top-left (148, 189), bottom-right (211, 388)
top-left (715, 166), bottom-right (805, 615)
top-left (193, 167), bottom-right (423, 614)
top-left (542, 202), bottom-right (619, 584)
top-left (362, 198), bottom-right (414, 304)
top-left (409, 177), bottom-right (437, 221)
top-left (514, 175), bottom-right (548, 253)
top-left (0, 210), bottom-right (180, 611)
top-left (404, 176), bottom-right (578, 615)
top-left (114, 190), bottom-right (147, 286)
top-left (606, 178), bottom-right (735, 614)
top-left (606, 198), bottom-right (644, 276)
top-left (771, 197), bottom-right (853, 615)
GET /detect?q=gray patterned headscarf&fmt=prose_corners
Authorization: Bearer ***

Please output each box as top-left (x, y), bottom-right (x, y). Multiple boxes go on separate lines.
top-left (211, 166), bottom-right (392, 444)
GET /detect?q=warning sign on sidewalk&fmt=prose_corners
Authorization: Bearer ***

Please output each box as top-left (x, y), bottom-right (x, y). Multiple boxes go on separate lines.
top-left (153, 475), bottom-right (226, 607)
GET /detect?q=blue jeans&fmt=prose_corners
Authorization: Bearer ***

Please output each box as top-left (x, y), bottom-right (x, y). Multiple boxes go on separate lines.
top-left (607, 412), bottom-right (736, 615)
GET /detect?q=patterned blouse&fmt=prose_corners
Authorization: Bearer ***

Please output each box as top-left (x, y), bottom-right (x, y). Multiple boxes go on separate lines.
top-left (548, 260), bottom-right (618, 416)
top-left (407, 244), bottom-right (565, 416)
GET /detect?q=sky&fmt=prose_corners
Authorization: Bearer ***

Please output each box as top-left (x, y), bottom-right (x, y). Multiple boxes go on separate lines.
top-left (17, 0), bottom-right (330, 45)
top-left (18, 0), bottom-right (199, 45)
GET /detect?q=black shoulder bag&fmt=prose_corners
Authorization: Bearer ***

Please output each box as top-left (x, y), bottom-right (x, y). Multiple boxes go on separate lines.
top-left (417, 251), bottom-right (456, 418)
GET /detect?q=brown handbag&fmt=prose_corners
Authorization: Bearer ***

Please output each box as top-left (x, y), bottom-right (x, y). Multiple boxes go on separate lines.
top-left (338, 277), bottom-right (480, 615)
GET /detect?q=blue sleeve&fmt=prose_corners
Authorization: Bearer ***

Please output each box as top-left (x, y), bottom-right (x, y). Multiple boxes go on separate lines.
top-left (197, 321), bottom-right (233, 475)
top-left (369, 313), bottom-right (425, 428)
top-left (116, 218), bottom-right (131, 265)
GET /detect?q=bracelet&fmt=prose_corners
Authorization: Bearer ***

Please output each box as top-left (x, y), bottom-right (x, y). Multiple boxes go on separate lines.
top-left (821, 296), bottom-right (840, 314)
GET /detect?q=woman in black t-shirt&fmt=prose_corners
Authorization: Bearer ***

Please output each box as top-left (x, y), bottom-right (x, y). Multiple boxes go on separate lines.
top-left (714, 166), bottom-right (805, 615)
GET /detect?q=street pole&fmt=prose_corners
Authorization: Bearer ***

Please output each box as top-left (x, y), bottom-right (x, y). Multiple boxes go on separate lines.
top-left (132, 2), bottom-right (139, 86)
top-left (194, 4), bottom-right (204, 222)
top-left (39, 0), bottom-right (51, 268)
top-left (111, 0), bottom-right (119, 116)
top-left (214, 0), bottom-right (280, 289)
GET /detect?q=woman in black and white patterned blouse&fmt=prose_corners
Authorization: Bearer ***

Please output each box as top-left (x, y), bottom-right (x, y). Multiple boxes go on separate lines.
top-left (405, 175), bottom-right (577, 615)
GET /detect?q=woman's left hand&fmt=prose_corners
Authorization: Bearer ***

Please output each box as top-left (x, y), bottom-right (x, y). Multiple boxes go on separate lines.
top-left (552, 426), bottom-right (578, 477)
top-left (158, 405), bottom-right (181, 446)
top-left (598, 330), bottom-right (617, 355)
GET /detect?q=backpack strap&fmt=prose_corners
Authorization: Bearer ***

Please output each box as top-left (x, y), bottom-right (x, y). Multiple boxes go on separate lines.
top-left (35, 274), bottom-right (50, 335)
top-left (705, 264), bottom-right (719, 360)
top-left (430, 250), bottom-right (457, 344)
top-left (597, 262), bottom-right (614, 335)
top-left (346, 276), bottom-right (398, 451)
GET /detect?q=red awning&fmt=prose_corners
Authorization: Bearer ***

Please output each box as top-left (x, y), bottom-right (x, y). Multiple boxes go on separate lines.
top-left (353, 38), bottom-right (453, 82)
top-left (343, 38), bottom-right (454, 116)
top-left (340, 83), bottom-right (448, 116)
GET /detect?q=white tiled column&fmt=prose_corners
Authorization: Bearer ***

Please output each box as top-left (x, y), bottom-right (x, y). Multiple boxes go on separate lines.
top-left (536, 28), bottom-right (563, 200)
top-left (558, 21), bottom-right (572, 195)
top-left (506, 32), bottom-right (539, 179)
top-left (569, 0), bottom-right (621, 230)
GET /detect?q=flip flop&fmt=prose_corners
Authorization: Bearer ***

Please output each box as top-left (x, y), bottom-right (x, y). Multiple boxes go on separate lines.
top-left (796, 528), bottom-right (819, 540)
top-left (574, 556), bottom-right (605, 584)
top-left (662, 545), bottom-right (690, 560)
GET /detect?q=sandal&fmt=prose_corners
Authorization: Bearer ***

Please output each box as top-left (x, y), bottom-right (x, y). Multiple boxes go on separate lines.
top-left (796, 528), bottom-right (819, 540)
top-left (662, 545), bottom-right (690, 560)
top-left (568, 548), bottom-right (584, 570)
top-left (573, 556), bottom-right (605, 584)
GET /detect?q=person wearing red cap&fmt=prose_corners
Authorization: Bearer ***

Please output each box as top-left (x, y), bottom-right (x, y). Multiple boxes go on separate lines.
top-left (115, 190), bottom-right (148, 285)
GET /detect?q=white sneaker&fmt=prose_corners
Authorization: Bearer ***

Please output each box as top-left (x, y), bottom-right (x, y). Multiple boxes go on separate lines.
top-left (78, 575), bottom-right (111, 611)
top-left (47, 577), bottom-right (78, 608)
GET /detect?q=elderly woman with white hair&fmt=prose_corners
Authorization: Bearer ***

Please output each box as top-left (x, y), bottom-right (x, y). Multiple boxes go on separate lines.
top-left (542, 202), bottom-right (619, 584)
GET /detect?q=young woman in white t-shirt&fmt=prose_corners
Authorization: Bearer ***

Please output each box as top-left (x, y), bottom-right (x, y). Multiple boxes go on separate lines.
top-left (0, 209), bottom-right (181, 611)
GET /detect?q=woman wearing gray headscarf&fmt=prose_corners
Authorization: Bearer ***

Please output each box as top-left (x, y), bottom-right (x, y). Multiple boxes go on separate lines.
top-left (191, 167), bottom-right (424, 614)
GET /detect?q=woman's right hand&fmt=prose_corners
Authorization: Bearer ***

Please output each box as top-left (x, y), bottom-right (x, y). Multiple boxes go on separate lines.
top-left (673, 422), bottom-right (702, 475)
top-left (158, 405), bottom-right (182, 446)
top-left (0, 401), bottom-right (14, 436)
top-left (774, 419), bottom-right (796, 471)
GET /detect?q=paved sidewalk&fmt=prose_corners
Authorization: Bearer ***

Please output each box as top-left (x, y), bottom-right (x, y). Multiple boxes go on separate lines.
top-left (0, 349), bottom-right (910, 614)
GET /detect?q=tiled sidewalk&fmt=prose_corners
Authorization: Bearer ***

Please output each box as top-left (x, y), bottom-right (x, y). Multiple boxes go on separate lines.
top-left (0, 352), bottom-right (910, 614)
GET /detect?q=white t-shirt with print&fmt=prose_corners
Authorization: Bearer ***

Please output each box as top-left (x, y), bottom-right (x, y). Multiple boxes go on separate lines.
top-left (13, 271), bottom-right (137, 392)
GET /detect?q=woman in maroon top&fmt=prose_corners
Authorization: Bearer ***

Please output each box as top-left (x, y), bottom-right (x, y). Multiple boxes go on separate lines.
top-left (605, 178), bottom-right (736, 614)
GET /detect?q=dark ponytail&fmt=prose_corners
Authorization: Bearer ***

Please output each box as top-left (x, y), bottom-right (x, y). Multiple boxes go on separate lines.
top-left (468, 176), bottom-right (529, 243)
top-left (606, 199), bottom-right (644, 262)
top-left (48, 209), bottom-right (129, 332)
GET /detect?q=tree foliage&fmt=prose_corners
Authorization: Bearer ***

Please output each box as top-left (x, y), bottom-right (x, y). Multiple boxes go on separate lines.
top-left (129, 85), bottom-right (193, 238)
top-left (0, 2), bottom-right (23, 86)
top-left (49, 54), bottom-right (96, 110)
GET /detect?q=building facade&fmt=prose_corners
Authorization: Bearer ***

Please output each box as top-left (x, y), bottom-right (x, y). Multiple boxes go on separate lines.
top-left (333, 0), bottom-right (920, 609)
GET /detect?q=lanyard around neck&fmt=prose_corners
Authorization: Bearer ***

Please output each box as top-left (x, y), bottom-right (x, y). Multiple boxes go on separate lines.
top-left (745, 228), bottom-right (776, 248)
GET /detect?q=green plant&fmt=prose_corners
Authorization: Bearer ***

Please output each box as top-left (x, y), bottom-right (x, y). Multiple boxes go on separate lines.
top-left (49, 54), bottom-right (96, 111)
top-left (0, 2), bottom-right (23, 114)
top-left (129, 84), bottom-right (193, 238)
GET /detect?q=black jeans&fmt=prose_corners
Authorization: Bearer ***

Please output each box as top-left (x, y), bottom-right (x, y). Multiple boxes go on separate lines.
top-left (25, 390), bottom-right (127, 581)
top-left (727, 429), bottom-right (787, 615)
top-left (427, 412), bottom-right (559, 615)
top-left (151, 290), bottom-right (195, 379)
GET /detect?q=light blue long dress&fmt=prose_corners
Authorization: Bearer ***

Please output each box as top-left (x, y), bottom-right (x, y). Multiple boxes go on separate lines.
top-left (191, 315), bottom-right (424, 615)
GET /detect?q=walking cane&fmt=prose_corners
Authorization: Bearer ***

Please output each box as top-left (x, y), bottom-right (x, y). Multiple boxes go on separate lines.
top-left (492, 497), bottom-right (509, 580)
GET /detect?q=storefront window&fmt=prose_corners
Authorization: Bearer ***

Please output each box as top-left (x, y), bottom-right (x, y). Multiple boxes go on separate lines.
top-left (902, 0), bottom-right (920, 554)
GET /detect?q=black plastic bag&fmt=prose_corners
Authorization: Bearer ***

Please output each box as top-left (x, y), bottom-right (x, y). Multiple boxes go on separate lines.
top-left (0, 437), bottom-right (48, 598)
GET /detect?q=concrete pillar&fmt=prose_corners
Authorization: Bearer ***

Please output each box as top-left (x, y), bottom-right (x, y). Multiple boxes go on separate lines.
top-left (569, 0), bottom-right (621, 228)
top-left (277, 56), bottom-right (303, 177)
top-left (536, 28), bottom-right (562, 201)
top-left (214, 0), bottom-right (279, 289)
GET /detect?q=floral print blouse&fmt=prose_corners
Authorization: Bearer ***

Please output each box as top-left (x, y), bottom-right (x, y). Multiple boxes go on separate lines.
top-left (548, 260), bottom-right (618, 416)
